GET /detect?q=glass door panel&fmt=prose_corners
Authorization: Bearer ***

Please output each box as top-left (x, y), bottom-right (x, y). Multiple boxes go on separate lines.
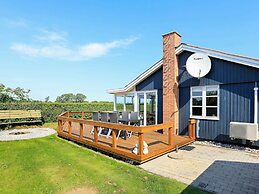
top-left (138, 94), bottom-right (144, 125)
top-left (146, 92), bottom-right (157, 125)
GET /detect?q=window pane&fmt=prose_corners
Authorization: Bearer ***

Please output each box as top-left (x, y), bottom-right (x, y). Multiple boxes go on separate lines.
top-left (192, 88), bottom-right (202, 96)
top-left (206, 97), bottom-right (217, 106)
top-left (192, 107), bottom-right (202, 116)
top-left (192, 91), bottom-right (202, 96)
top-left (206, 108), bottom-right (217, 117)
top-left (206, 87), bottom-right (218, 96)
top-left (192, 97), bottom-right (202, 106)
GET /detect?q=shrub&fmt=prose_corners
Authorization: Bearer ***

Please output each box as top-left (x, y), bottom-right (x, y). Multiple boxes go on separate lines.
top-left (0, 102), bottom-right (118, 123)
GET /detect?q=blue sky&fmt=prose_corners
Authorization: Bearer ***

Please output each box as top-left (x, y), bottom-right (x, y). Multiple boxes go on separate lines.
top-left (0, 1), bottom-right (259, 101)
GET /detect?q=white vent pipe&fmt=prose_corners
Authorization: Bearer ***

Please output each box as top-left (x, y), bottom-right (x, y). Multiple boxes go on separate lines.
top-left (254, 85), bottom-right (258, 124)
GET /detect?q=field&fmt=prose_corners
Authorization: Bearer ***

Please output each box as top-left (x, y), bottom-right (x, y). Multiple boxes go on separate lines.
top-left (0, 123), bottom-right (202, 194)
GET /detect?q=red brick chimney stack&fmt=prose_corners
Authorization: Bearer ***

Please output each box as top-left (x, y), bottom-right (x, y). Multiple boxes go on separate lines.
top-left (162, 32), bottom-right (181, 131)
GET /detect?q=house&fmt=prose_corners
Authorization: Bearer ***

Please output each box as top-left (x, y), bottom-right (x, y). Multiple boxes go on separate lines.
top-left (107, 31), bottom-right (259, 147)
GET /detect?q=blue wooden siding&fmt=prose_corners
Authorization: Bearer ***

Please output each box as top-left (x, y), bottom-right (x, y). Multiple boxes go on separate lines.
top-left (136, 67), bottom-right (163, 124)
top-left (178, 51), bottom-right (259, 87)
top-left (178, 51), bottom-right (259, 146)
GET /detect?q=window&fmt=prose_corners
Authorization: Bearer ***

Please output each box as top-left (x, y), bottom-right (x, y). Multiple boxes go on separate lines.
top-left (190, 85), bottom-right (219, 120)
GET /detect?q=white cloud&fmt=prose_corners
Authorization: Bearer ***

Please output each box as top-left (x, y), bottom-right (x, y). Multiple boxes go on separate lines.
top-left (5, 19), bottom-right (28, 28)
top-left (34, 30), bottom-right (67, 43)
top-left (10, 36), bottom-right (138, 60)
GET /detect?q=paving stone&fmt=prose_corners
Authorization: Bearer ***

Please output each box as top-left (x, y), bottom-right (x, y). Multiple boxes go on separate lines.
top-left (140, 143), bottom-right (259, 194)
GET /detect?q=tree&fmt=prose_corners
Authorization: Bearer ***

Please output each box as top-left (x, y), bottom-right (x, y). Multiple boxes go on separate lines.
top-left (55, 93), bottom-right (87, 102)
top-left (44, 96), bottom-right (50, 102)
top-left (74, 93), bottom-right (87, 102)
top-left (56, 93), bottom-right (75, 102)
top-left (0, 83), bottom-right (30, 102)
top-left (12, 87), bottom-right (30, 101)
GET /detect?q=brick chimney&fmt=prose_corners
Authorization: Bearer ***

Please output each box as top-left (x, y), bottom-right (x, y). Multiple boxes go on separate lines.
top-left (162, 31), bottom-right (181, 130)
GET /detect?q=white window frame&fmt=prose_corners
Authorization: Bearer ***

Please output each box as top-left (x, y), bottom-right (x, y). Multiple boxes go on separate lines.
top-left (190, 85), bottom-right (220, 120)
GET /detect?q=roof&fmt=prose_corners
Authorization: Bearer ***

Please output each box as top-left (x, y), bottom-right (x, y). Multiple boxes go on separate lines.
top-left (107, 43), bottom-right (259, 94)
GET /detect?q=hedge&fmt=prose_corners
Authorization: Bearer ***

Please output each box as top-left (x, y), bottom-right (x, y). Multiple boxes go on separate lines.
top-left (0, 102), bottom-right (122, 123)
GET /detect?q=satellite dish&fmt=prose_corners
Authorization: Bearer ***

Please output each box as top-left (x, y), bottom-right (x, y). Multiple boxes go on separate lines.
top-left (186, 53), bottom-right (211, 79)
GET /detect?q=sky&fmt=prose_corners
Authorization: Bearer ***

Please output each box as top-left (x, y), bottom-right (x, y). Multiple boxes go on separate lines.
top-left (0, 0), bottom-right (259, 102)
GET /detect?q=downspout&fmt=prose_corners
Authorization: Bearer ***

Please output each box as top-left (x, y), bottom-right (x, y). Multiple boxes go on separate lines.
top-left (254, 82), bottom-right (258, 124)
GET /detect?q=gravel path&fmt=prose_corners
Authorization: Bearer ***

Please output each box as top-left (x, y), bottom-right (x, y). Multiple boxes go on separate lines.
top-left (0, 128), bottom-right (56, 141)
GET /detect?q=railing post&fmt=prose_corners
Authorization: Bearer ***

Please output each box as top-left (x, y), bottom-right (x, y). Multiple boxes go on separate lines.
top-left (79, 123), bottom-right (83, 140)
top-left (138, 133), bottom-right (144, 156)
top-left (168, 127), bottom-right (173, 146)
top-left (94, 126), bottom-right (98, 143)
top-left (82, 112), bottom-right (85, 120)
top-left (188, 119), bottom-right (196, 140)
top-left (112, 129), bottom-right (117, 148)
top-left (58, 119), bottom-right (62, 133)
top-left (68, 121), bottom-right (72, 136)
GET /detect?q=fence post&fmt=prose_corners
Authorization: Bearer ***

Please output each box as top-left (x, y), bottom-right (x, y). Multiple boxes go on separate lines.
top-left (94, 126), bottom-right (98, 143)
top-left (58, 119), bottom-right (62, 133)
top-left (112, 129), bottom-right (117, 148)
top-left (79, 123), bottom-right (83, 140)
top-left (188, 119), bottom-right (196, 140)
top-left (68, 121), bottom-right (72, 136)
top-left (138, 133), bottom-right (144, 156)
top-left (168, 127), bottom-right (173, 146)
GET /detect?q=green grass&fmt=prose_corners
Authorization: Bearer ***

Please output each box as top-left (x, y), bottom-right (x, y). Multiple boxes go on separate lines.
top-left (0, 123), bottom-right (202, 194)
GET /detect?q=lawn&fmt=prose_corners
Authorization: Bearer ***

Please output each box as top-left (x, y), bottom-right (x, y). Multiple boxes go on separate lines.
top-left (0, 123), bottom-right (202, 194)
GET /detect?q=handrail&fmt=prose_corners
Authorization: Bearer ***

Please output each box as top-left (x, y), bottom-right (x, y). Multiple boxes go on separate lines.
top-left (58, 112), bottom-right (173, 133)
top-left (57, 111), bottom-right (195, 163)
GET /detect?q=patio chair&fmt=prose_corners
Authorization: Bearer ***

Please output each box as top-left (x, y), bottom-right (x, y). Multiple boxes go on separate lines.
top-left (106, 112), bottom-right (118, 138)
top-left (117, 111), bottom-right (136, 139)
top-left (121, 111), bottom-right (129, 122)
top-left (98, 112), bottom-right (109, 136)
top-left (127, 112), bottom-right (140, 138)
top-left (90, 112), bottom-right (100, 134)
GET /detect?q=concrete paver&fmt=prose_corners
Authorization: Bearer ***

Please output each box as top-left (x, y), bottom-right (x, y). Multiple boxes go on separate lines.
top-left (140, 143), bottom-right (259, 194)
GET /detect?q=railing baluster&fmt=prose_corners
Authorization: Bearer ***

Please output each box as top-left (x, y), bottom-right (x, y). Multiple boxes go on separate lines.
top-left (79, 123), bottom-right (83, 140)
top-left (94, 126), bottom-right (98, 143)
top-left (138, 133), bottom-right (144, 156)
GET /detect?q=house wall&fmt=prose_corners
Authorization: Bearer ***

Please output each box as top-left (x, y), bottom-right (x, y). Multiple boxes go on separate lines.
top-left (178, 51), bottom-right (259, 146)
top-left (136, 67), bottom-right (163, 124)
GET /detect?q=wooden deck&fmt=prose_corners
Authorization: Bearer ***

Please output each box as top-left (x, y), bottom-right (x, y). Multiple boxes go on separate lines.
top-left (57, 112), bottom-right (196, 163)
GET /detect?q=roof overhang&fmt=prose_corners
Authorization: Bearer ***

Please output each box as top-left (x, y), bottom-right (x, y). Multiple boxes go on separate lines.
top-left (176, 44), bottom-right (259, 69)
top-left (108, 43), bottom-right (259, 94)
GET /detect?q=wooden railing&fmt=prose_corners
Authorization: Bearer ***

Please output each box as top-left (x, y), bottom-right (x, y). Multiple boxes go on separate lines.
top-left (57, 111), bottom-right (196, 163)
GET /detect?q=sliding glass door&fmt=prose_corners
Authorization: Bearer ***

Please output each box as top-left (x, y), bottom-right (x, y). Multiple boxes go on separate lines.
top-left (137, 91), bottom-right (157, 126)
top-left (113, 90), bottom-right (157, 126)
top-left (146, 92), bottom-right (157, 125)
